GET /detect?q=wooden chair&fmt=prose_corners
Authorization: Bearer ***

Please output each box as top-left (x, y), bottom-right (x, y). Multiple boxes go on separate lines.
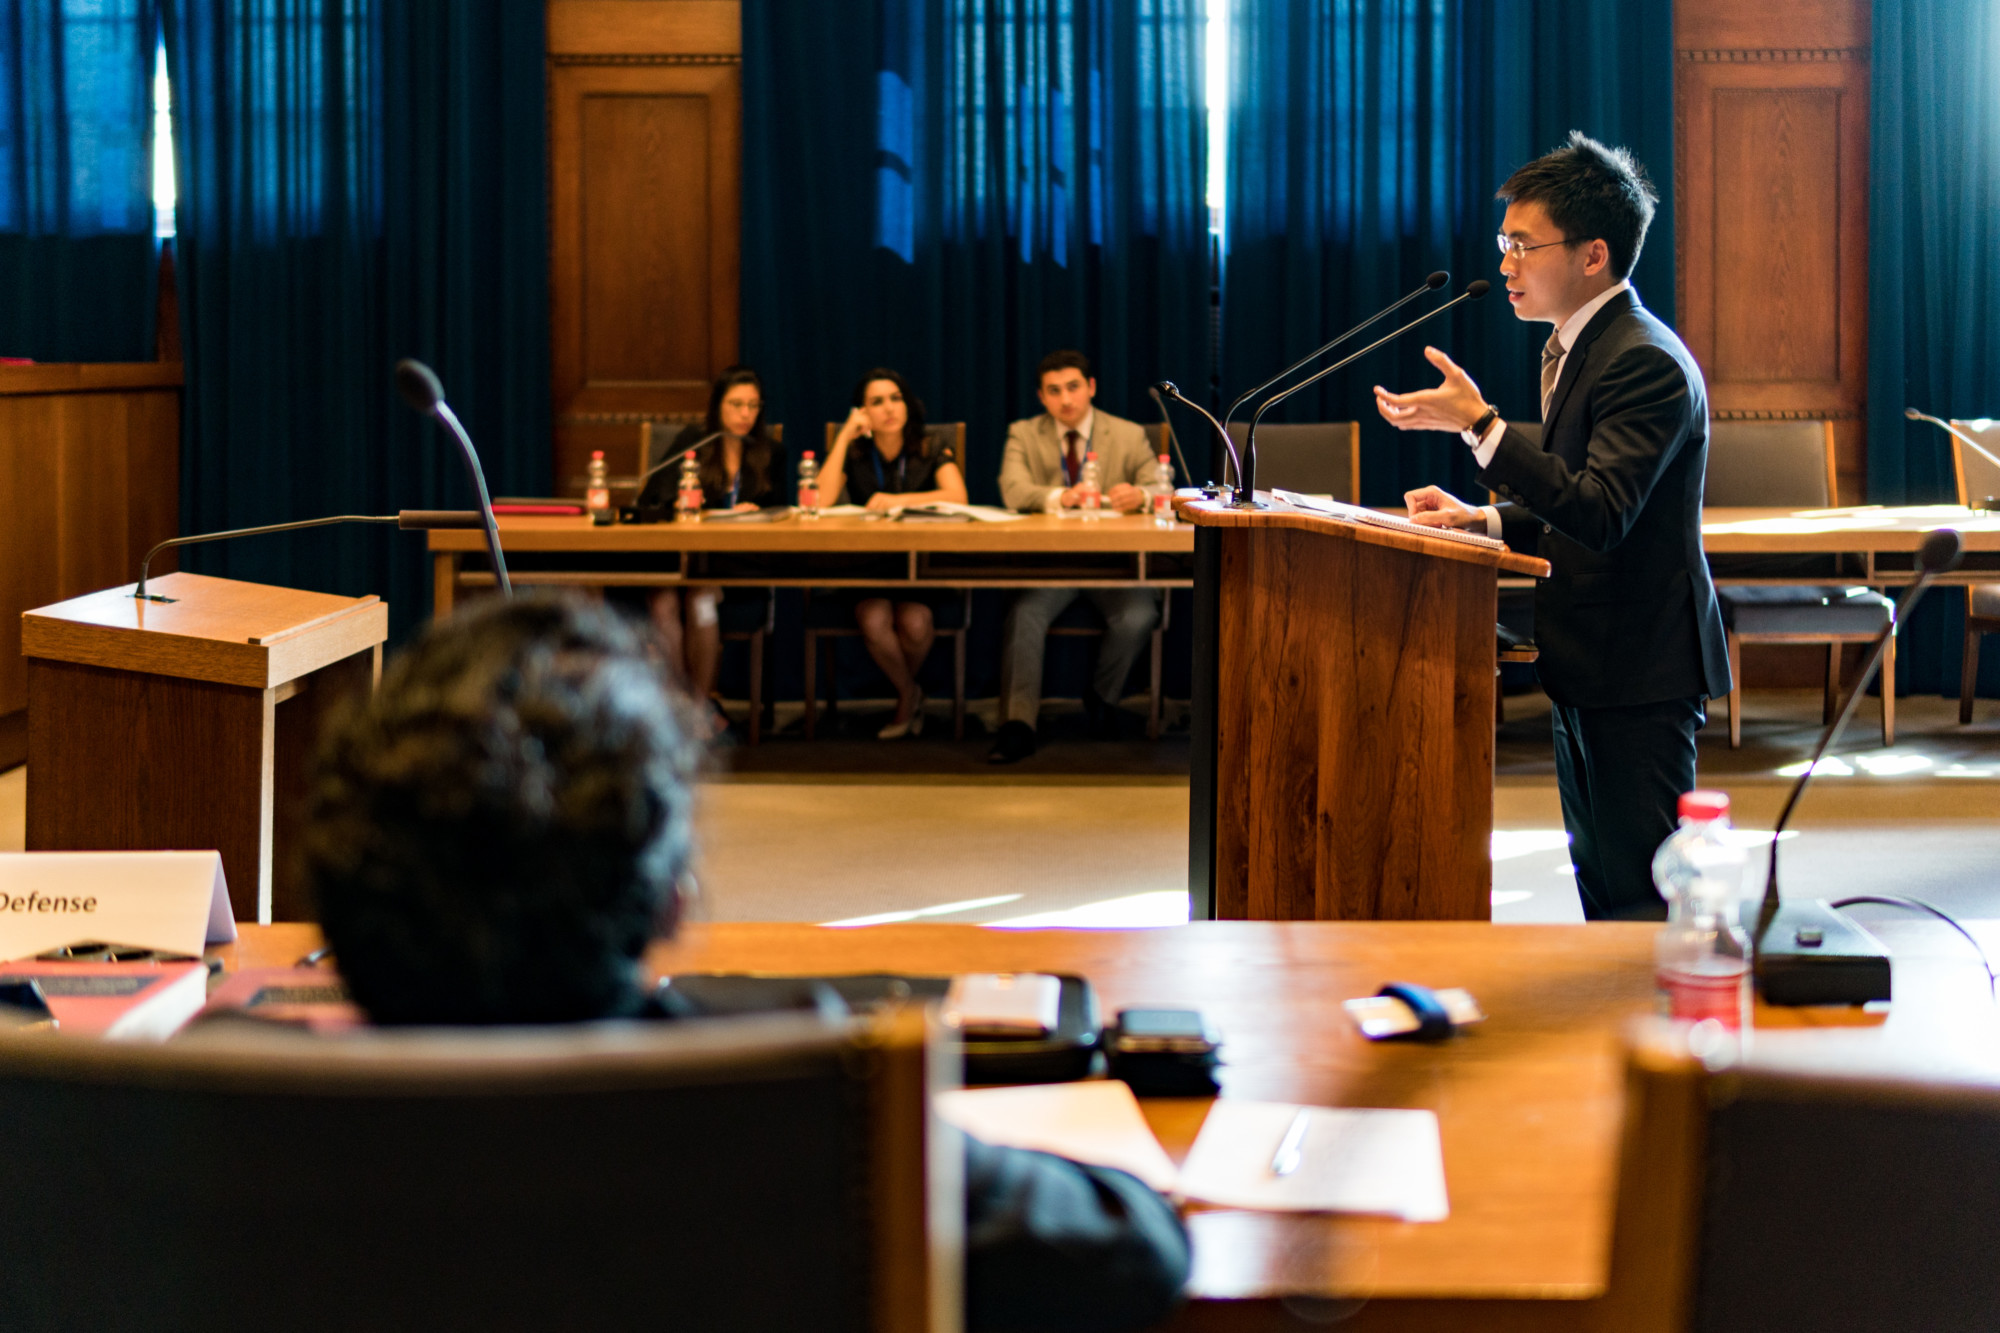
top-left (1948, 420), bottom-right (2000, 723)
top-left (1046, 591), bottom-right (1172, 741)
top-left (1224, 421), bottom-right (1362, 502)
top-left (1596, 1020), bottom-right (2000, 1333)
top-left (637, 418), bottom-right (784, 485)
top-left (804, 423), bottom-right (972, 740)
top-left (0, 1006), bottom-right (958, 1332)
top-left (1707, 420), bottom-right (1897, 747)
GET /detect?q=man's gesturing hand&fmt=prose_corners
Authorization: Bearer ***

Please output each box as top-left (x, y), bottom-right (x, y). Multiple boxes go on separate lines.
top-left (1404, 485), bottom-right (1486, 531)
top-left (1374, 346), bottom-right (1490, 434)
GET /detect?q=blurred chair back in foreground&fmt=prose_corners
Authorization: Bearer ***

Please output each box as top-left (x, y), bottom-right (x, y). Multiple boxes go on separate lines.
top-left (0, 1006), bottom-right (959, 1333)
top-left (1599, 1020), bottom-right (2000, 1333)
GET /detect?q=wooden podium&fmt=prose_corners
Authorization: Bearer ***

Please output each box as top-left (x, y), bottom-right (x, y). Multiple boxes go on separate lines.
top-left (22, 573), bottom-right (388, 924)
top-left (1180, 494), bottom-right (1550, 921)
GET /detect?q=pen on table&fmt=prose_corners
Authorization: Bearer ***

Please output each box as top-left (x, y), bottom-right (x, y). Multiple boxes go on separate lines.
top-left (1269, 1108), bottom-right (1311, 1177)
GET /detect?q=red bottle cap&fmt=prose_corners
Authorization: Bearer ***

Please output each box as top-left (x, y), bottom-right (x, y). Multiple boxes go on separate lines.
top-left (591, 450), bottom-right (604, 460)
top-left (803, 450), bottom-right (815, 459)
top-left (1678, 790), bottom-right (1730, 822)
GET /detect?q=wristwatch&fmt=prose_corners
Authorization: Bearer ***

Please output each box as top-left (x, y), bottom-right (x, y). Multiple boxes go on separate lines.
top-left (1467, 405), bottom-right (1500, 439)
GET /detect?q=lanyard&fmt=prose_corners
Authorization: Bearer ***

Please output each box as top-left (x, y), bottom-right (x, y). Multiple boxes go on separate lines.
top-left (869, 442), bottom-right (910, 495)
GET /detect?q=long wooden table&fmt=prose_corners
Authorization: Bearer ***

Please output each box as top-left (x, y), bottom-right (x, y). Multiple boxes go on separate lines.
top-left (429, 504), bottom-right (2000, 617)
top-left (1700, 504), bottom-right (2000, 585)
top-left (427, 511), bottom-right (1196, 614)
top-left (217, 918), bottom-right (2000, 1331)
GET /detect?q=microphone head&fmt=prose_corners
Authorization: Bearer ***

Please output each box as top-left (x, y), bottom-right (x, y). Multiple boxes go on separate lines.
top-left (1904, 406), bottom-right (1923, 420)
top-left (1155, 381), bottom-right (1181, 400)
top-left (1919, 529), bottom-right (1965, 573)
top-left (394, 359), bottom-right (445, 415)
top-left (1426, 270), bottom-right (1449, 290)
top-left (1465, 279), bottom-right (1491, 299)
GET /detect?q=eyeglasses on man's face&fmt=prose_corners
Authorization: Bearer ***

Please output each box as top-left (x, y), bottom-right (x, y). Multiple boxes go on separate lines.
top-left (1496, 233), bottom-right (1574, 261)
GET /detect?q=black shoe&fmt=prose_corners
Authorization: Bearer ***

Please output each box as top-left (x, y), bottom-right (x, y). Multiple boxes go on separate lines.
top-left (986, 720), bottom-right (1037, 764)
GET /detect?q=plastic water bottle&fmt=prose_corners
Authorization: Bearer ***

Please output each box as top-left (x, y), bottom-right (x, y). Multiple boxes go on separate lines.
top-left (676, 452), bottom-right (703, 523)
top-left (797, 449), bottom-right (821, 518)
top-left (1651, 790), bottom-right (1750, 1027)
top-left (1079, 451), bottom-right (1102, 511)
top-left (1149, 454), bottom-right (1176, 528)
top-left (586, 450), bottom-right (613, 525)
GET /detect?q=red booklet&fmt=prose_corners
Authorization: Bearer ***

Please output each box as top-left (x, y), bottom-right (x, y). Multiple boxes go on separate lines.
top-left (0, 960), bottom-right (210, 1040)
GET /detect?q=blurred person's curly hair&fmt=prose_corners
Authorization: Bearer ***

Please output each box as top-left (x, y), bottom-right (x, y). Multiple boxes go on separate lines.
top-left (300, 593), bottom-right (699, 1025)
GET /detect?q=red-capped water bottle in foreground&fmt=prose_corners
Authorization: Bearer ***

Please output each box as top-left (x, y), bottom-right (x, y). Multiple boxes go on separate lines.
top-left (797, 449), bottom-right (821, 518)
top-left (1652, 790), bottom-right (1749, 1028)
top-left (1079, 450), bottom-right (1103, 511)
top-left (676, 452), bottom-right (704, 523)
top-left (586, 450), bottom-right (613, 525)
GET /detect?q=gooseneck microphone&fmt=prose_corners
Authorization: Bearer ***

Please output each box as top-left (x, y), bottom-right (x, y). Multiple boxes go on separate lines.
top-left (1750, 529), bottom-right (1964, 1003)
top-left (1219, 271), bottom-right (1451, 473)
top-left (395, 359), bottom-right (511, 597)
top-left (1905, 407), bottom-right (2000, 485)
top-left (1145, 385), bottom-right (1195, 489)
top-left (131, 510), bottom-right (487, 602)
top-left (1154, 382), bottom-right (1241, 502)
top-left (1237, 280), bottom-right (1491, 503)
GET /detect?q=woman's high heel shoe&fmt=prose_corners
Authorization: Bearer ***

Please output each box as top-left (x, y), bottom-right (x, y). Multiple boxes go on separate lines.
top-left (878, 693), bottom-right (925, 740)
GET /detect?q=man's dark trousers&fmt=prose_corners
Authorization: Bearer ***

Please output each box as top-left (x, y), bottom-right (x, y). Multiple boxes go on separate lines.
top-left (1549, 696), bottom-right (1705, 921)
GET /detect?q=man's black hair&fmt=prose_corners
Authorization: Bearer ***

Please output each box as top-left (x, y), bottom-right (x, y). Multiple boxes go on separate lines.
top-left (1036, 349), bottom-right (1092, 387)
top-left (1497, 131), bottom-right (1658, 281)
top-left (301, 593), bottom-right (699, 1026)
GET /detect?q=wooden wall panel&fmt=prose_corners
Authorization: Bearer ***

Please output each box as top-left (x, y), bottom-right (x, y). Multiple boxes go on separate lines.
top-left (548, 1), bottom-right (742, 496)
top-left (0, 364), bottom-right (182, 768)
top-left (1675, 2), bottom-right (1870, 504)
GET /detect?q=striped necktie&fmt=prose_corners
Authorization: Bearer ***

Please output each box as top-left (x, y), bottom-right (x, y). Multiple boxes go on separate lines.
top-left (1540, 329), bottom-right (1565, 422)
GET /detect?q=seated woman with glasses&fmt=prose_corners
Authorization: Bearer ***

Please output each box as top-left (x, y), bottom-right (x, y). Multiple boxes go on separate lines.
top-left (645, 366), bottom-right (783, 736)
top-left (814, 368), bottom-right (969, 739)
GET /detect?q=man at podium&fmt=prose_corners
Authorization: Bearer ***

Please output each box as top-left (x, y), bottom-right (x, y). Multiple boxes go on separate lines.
top-left (1372, 133), bottom-right (1732, 921)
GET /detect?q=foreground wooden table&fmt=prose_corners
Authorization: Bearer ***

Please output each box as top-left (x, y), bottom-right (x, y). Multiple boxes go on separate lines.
top-left (219, 918), bottom-right (1997, 1331)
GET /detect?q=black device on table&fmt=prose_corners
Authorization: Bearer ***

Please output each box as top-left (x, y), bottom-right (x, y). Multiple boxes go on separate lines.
top-left (1104, 1007), bottom-right (1222, 1095)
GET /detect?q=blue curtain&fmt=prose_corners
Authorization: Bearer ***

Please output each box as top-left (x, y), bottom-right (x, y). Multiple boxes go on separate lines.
top-left (742, 0), bottom-right (1210, 504)
top-left (161, 0), bottom-right (549, 641)
top-left (1869, 0), bottom-right (2000, 698)
top-left (1223, 0), bottom-right (1674, 504)
top-left (0, 0), bottom-right (158, 361)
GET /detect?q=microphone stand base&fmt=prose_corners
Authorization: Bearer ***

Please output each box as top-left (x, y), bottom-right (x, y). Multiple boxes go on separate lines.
top-left (1754, 900), bottom-right (1893, 1006)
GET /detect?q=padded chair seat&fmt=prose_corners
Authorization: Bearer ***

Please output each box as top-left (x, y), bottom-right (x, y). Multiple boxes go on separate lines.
top-left (1719, 586), bottom-right (1891, 635)
top-left (1974, 582), bottom-right (2000, 620)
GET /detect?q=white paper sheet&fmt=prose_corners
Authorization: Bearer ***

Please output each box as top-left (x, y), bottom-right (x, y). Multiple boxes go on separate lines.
top-left (1176, 1101), bottom-right (1449, 1221)
top-left (935, 1081), bottom-right (1180, 1193)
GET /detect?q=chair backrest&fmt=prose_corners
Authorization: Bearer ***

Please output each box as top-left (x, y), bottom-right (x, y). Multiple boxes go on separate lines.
top-left (820, 423), bottom-right (969, 498)
top-left (0, 1007), bottom-right (960, 1333)
top-left (1224, 422), bottom-right (1361, 503)
top-left (1703, 420), bottom-right (1837, 508)
top-left (642, 420), bottom-right (786, 477)
top-left (1947, 419), bottom-right (2000, 508)
top-left (1598, 1022), bottom-right (2000, 1333)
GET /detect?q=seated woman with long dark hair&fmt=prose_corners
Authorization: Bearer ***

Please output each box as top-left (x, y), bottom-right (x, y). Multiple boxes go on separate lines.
top-left (817, 368), bottom-right (969, 739)
top-left (647, 365), bottom-right (782, 735)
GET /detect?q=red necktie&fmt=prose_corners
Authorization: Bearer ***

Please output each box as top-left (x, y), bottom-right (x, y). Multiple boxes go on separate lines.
top-left (1064, 429), bottom-right (1082, 486)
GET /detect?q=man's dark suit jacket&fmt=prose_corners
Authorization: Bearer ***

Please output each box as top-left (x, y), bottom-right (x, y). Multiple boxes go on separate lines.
top-left (1478, 290), bottom-right (1732, 709)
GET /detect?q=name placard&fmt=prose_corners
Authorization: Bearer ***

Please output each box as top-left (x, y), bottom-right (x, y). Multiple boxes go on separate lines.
top-left (0, 852), bottom-right (236, 961)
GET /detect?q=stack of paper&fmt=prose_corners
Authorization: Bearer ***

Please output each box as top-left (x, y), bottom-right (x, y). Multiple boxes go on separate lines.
top-left (934, 1082), bottom-right (1448, 1220)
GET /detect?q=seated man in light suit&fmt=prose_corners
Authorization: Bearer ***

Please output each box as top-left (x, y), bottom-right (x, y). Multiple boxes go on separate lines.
top-left (990, 349), bottom-right (1163, 763)
top-left (300, 593), bottom-right (1190, 1332)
